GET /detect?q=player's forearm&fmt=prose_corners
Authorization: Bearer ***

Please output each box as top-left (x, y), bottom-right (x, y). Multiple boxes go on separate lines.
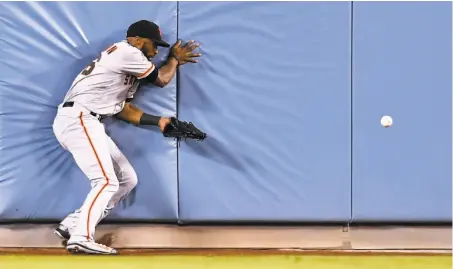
top-left (116, 103), bottom-right (142, 124)
top-left (154, 57), bottom-right (178, 88)
top-left (117, 103), bottom-right (160, 125)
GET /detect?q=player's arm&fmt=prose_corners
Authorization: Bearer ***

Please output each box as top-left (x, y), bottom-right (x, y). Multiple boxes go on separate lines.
top-left (115, 102), bottom-right (170, 132)
top-left (120, 40), bottom-right (200, 88)
top-left (143, 40), bottom-right (201, 88)
top-left (147, 57), bottom-right (178, 88)
top-left (121, 52), bottom-right (176, 88)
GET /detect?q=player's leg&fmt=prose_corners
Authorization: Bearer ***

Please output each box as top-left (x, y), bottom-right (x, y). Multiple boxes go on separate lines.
top-left (56, 112), bottom-right (118, 254)
top-left (98, 136), bottom-right (138, 221)
top-left (53, 111), bottom-right (80, 240)
top-left (55, 136), bottom-right (138, 236)
top-left (55, 209), bottom-right (80, 240)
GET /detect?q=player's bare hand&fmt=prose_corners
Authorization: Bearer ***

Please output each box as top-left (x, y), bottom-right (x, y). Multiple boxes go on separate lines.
top-left (171, 40), bottom-right (201, 65)
top-left (158, 117), bottom-right (171, 133)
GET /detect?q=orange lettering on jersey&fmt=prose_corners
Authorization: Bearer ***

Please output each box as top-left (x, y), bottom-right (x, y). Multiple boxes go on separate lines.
top-left (107, 45), bottom-right (117, 54)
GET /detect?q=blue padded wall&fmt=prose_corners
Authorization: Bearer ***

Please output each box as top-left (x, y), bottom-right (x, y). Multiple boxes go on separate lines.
top-left (0, 2), bottom-right (451, 224)
top-left (0, 2), bottom-right (179, 221)
top-left (352, 2), bottom-right (452, 222)
top-left (177, 2), bottom-right (352, 222)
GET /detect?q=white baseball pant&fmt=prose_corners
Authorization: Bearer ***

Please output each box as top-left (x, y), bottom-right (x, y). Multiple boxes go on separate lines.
top-left (53, 102), bottom-right (137, 241)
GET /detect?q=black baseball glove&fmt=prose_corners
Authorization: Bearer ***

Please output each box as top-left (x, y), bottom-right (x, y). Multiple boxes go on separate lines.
top-left (162, 117), bottom-right (206, 141)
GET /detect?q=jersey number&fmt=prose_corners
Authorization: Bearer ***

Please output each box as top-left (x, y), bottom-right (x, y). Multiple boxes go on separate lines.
top-left (81, 55), bottom-right (101, 76)
top-left (81, 45), bottom-right (117, 76)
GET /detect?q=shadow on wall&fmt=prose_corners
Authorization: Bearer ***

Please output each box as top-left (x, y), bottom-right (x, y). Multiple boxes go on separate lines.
top-left (179, 73), bottom-right (217, 112)
top-left (182, 131), bottom-right (265, 175)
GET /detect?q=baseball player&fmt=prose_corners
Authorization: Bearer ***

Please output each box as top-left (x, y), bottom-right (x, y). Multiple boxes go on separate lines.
top-left (52, 20), bottom-right (201, 255)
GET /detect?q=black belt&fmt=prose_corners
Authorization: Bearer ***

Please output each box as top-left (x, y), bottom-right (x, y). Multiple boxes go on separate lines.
top-left (62, 101), bottom-right (105, 120)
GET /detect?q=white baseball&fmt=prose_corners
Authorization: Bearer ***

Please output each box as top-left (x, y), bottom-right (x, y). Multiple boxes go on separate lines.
top-left (380, 115), bottom-right (393, 127)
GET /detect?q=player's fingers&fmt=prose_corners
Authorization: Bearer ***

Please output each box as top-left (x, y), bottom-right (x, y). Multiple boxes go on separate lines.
top-left (174, 40), bottom-right (182, 48)
top-left (185, 58), bottom-right (199, 63)
top-left (188, 43), bottom-right (200, 51)
top-left (188, 53), bottom-right (202, 57)
top-left (182, 40), bottom-right (195, 48)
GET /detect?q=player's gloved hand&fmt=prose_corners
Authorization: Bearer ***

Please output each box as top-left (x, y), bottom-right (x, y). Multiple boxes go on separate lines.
top-left (161, 117), bottom-right (207, 141)
top-left (158, 117), bottom-right (172, 133)
top-left (170, 40), bottom-right (201, 65)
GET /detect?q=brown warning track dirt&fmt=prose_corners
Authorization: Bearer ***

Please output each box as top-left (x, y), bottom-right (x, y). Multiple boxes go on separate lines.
top-left (0, 248), bottom-right (450, 256)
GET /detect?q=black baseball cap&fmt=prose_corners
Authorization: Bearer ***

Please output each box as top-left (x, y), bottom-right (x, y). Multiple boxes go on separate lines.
top-left (126, 20), bottom-right (170, 48)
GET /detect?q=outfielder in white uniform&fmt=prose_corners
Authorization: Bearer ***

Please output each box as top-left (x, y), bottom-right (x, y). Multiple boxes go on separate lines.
top-left (52, 20), bottom-right (201, 255)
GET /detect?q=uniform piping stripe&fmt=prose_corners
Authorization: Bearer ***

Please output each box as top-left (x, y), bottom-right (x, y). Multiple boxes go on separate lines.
top-left (79, 112), bottom-right (110, 240)
top-left (137, 64), bottom-right (155, 79)
top-left (107, 45), bottom-right (117, 54)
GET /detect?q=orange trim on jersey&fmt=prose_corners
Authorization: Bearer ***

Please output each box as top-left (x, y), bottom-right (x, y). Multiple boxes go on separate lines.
top-left (79, 112), bottom-right (110, 240)
top-left (107, 45), bottom-right (117, 54)
top-left (136, 64), bottom-right (155, 79)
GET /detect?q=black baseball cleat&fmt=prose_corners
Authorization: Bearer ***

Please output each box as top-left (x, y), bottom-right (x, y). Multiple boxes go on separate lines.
top-left (54, 227), bottom-right (70, 241)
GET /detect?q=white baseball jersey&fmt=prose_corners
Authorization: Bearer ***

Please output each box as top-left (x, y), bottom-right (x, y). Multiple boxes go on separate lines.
top-left (63, 40), bottom-right (155, 116)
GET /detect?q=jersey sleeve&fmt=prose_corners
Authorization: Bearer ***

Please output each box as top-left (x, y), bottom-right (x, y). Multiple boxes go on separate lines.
top-left (119, 49), bottom-right (155, 79)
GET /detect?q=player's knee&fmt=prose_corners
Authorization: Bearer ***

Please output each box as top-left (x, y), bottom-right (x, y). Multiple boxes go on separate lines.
top-left (118, 164), bottom-right (138, 191)
top-left (92, 175), bottom-right (119, 194)
top-left (106, 176), bottom-right (120, 193)
top-left (125, 169), bottom-right (138, 191)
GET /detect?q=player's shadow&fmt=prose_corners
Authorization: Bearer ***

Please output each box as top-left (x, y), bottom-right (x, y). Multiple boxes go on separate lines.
top-left (179, 80), bottom-right (215, 112)
top-left (183, 136), bottom-right (260, 173)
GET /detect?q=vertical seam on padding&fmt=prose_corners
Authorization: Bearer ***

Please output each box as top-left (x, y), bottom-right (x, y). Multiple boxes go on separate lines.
top-left (176, 0), bottom-right (181, 223)
top-left (79, 112), bottom-right (110, 240)
top-left (349, 1), bottom-right (354, 225)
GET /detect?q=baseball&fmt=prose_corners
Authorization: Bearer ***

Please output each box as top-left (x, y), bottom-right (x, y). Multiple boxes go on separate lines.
top-left (380, 115), bottom-right (393, 127)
